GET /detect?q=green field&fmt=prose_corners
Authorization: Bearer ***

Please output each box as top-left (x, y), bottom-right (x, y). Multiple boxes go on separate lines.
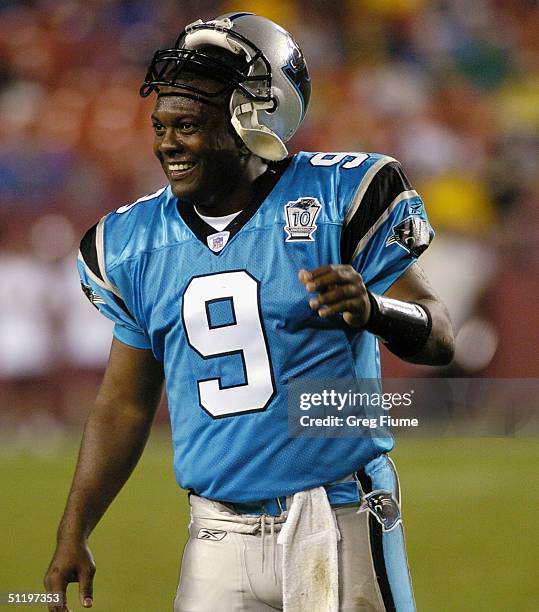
top-left (1, 433), bottom-right (537, 611)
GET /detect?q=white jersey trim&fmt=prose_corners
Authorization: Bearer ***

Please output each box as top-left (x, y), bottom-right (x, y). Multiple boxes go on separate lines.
top-left (95, 215), bottom-right (122, 297)
top-left (77, 251), bottom-right (121, 299)
top-left (77, 216), bottom-right (122, 299)
top-left (116, 186), bottom-right (167, 214)
top-left (344, 155), bottom-right (397, 227)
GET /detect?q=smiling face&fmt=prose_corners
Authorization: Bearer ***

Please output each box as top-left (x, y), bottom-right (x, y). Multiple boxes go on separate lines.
top-left (151, 85), bottom-right (245, 209)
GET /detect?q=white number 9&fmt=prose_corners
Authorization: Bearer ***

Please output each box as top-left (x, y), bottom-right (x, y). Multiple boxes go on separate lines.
top-left (309, 152), bottom-right (369, 168)
top-left (182, 270), bottom-right (275, 418)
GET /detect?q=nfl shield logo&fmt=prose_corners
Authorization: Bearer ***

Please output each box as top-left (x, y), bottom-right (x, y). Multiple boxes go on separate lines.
top-left (207, 231), bottom-right (230, 253)
top-left (284, 197), bottom-right (321, 242)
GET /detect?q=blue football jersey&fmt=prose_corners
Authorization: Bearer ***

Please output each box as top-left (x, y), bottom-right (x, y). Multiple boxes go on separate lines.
top-left (78, 151), bottom-right (433, 503)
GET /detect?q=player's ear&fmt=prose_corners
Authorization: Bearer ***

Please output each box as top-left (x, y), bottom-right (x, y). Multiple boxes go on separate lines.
top-left (232, 130), bottom-right (250, 158)
top-left (239, 143), bottom-right (251, 158)
top-left (235, 137), bottom-right (252, 162)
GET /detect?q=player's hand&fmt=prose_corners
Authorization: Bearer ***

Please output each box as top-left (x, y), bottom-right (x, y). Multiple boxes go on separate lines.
top-left (299, 265), bottom-right (371, 329)
top-left (44, 540), bottom-right (95, 612)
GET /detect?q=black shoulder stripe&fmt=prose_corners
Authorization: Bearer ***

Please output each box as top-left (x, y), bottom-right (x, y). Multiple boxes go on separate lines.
top-left (113, 294), bottom-right (134, 318)
top-left (80, 222), bottom-right (137, 322)
top-left (79, 223), bottom-right (103, 281)
top-left (341, 162), bottom-right (412, 263)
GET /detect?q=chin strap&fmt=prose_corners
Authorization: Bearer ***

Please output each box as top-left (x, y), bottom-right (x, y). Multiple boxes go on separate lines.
top-left (231, 101), bottom-right (288, 161)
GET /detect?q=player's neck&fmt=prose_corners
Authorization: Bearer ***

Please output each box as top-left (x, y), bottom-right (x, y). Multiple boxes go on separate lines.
top-left (194, 157), bottom-right (268, 217)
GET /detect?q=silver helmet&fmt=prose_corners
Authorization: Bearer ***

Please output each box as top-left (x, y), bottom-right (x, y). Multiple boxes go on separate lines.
top-left (140, 13), bottom-right (311, 161)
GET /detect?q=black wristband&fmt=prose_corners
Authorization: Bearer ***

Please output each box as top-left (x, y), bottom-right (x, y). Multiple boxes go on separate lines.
top-left (364, 291), bottom-right (432, 358)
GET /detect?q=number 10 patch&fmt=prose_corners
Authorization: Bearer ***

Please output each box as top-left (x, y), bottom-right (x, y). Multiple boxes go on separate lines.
top-left (284, 197), bottom-right (321, 242)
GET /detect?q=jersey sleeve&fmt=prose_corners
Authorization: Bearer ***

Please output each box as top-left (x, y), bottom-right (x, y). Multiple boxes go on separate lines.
top-left (77, 217), bottom-right (152, 350)
top-left (340, 160), bottom-right (433, 295)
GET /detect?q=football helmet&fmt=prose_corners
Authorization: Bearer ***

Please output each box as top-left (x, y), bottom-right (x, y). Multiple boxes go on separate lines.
top-left (140, 13), bottom-right (311, 161)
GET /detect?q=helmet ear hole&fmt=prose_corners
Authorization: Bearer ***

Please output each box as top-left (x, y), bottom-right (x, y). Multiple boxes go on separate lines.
top-left (230, 101), bottom-right (288, 161)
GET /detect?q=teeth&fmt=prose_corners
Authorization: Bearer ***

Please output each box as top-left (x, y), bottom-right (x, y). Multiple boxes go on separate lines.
top-left (169, 162), bottom-right (195, 171)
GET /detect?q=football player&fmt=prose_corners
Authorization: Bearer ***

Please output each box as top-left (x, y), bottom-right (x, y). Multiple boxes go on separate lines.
top-left (44, 13), bottom-right (454, 612)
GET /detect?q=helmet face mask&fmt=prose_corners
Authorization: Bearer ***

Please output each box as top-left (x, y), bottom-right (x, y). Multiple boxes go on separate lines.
top-left (141, 48), bottom-right (250, 99)
top-left (140, 26), bottom-right (271, 102)
top-left (140, 13), bottom-right (311, 161)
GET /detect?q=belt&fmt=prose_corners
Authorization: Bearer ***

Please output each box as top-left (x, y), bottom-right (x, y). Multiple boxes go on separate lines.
top-left (226, 479), bottom-right (361, 516)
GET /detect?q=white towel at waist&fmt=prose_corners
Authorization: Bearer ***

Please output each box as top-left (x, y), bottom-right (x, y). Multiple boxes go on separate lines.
top-left (277, 487), bottom-right (341, 612)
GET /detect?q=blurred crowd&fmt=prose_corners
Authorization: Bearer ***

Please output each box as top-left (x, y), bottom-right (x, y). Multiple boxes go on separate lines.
top-left (0, 0), bottom-right (538, 427)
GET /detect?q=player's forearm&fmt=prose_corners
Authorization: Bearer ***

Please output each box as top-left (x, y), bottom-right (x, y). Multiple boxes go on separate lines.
top-left (360, 288), bottom-right (454, 366)
top-left (397, 297), bottom-right (454, 366)
top-left (378, 263), bottom-right (454, 366)
top-left (56, 400), bottom-right (156, 542)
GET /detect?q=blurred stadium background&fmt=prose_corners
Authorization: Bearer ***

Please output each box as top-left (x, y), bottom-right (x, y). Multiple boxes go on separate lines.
top-left (0, 0), bottom-right (537, 610)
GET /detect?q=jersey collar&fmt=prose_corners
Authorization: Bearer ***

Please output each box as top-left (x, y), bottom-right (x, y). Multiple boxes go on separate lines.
top-left (176, 157), bottom-right (293, 255)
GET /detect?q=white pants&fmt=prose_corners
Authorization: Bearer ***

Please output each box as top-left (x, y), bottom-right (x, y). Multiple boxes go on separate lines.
top-left (175, 458), bottom-right (415, 611)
